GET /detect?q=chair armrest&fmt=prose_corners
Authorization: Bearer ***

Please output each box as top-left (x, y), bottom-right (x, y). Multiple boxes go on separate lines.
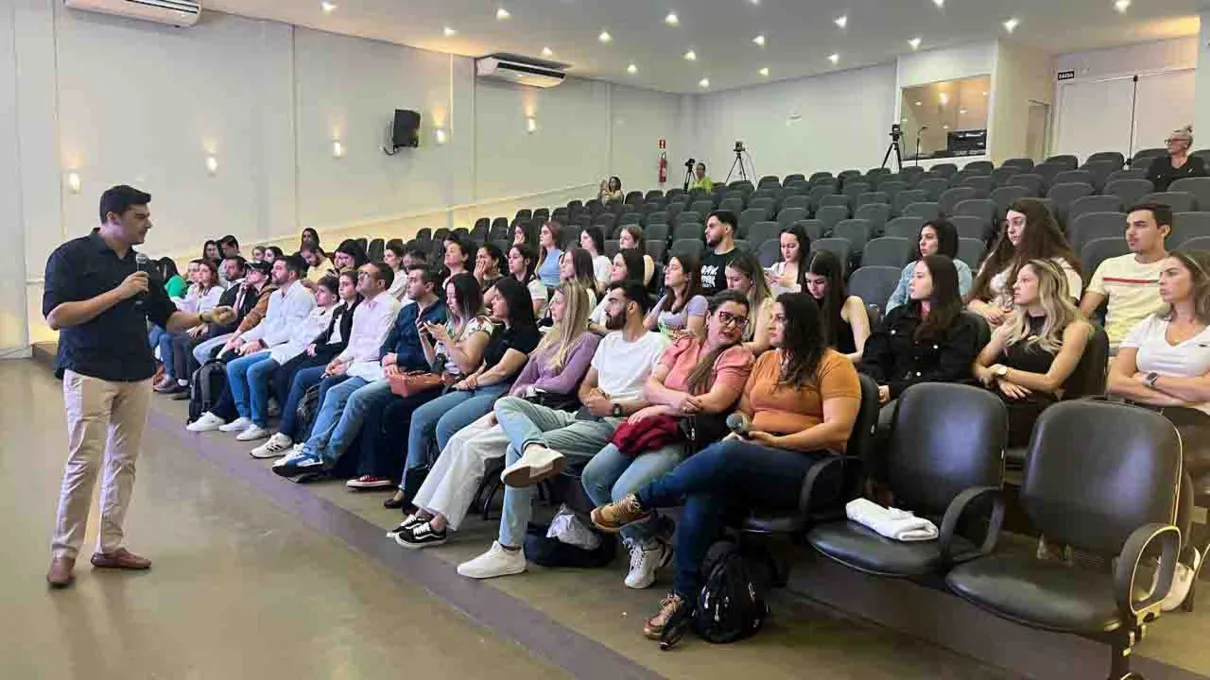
top-left (1115, 522), bottom-right (1181, 623)
top-left (939, 486), bottom-right (1004, 564)
top-left (798, 453), bottom-right (861, 516)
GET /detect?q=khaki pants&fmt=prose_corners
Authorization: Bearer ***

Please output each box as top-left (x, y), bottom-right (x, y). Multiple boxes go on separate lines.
top-left (51, 370), bottom-right (151, 560)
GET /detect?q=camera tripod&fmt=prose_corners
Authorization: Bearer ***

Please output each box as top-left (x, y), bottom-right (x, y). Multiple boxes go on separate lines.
top-left (726, 148), bottom-right (751, 183)
top-left (881, 135), bottom-right (904, 173)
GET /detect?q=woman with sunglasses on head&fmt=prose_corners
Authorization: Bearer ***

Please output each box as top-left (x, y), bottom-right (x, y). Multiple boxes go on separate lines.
top-left (726, 250), bottom-right (776, 355)
top-left (645, 254), bottom-right (707, 338)
top-left (1148, 125), bottom-right (1207, 192)
top-left (887, 219), bottom-right (973, 312)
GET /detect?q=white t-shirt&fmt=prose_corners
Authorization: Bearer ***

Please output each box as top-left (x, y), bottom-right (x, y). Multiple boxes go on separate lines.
top-left (1122, 314), bottom-right (1210, 416)
top-left (591, 330), bottom-right (671, 402)
top-left (987, 257), bottom-right (1083, 311)
top-left (767, 261), bottom-right (802, 297)
top-left (592, 255), bottom-right (611, 287)
top-left (1087, 254), bottom-right (1166, 346)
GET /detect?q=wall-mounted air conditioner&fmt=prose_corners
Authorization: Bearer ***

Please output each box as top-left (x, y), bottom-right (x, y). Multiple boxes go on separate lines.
top-left (64, 0), bottom-right (201, 28)
top-left (476, 56), bottom-right (566, 89)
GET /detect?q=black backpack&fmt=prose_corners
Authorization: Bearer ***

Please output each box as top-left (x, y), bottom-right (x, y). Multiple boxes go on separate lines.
top-left (660, 540), bottom-right (771, 649)
top-left (187, 359), bottom-right (227, 424)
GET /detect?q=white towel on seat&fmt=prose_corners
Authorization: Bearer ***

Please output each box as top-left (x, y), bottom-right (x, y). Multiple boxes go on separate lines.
top-left (845, 498), bottom-right (939, 542)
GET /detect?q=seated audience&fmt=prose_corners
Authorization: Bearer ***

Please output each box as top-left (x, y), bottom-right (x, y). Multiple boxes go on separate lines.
top-left (190, 259), bottom-right (272, 371)
top-left (456, 281), bottom-right (669, 580)
top-left (474, 242), bottom-right (506, 293)
top-left (383, 242), bottom-right (425, 304)
top-left (264, 246), bottom-right (284, 264)
top-left (1107, 248), bottom-right (1210, 611)
top-left (333, 239), bottom-right (369, 272)
top-left (579, 225), bottom-right (612, 292)
top-left (202, 239), bottom-right (221, 267)
top-left (444, 235), bottom-right (473, 284)
top-left (726, 251), bottom-right (776, 354)
top-left (618, 225), bottom-right (656, 287)
top-left (302, 243), bottom-right (334, 283)
top-left (590, 292), bottom-right (861, 639)
top-left (513, 221), bottom-right (539, 250)
top-left (219, 235), bottom-right (241, 261)
top-left (765, 224), bottom-right (809, 296)
top-left (805, 250), bottom-right (870, 363)
top-left (861, 255), bottom-right (981, 408)
top-left (502, 243), bottom-right (548, 316)
top-left (589, 248), bottom-right (645, 334)
top-left (393, 284), bottom-right (598, 547)
top-left (558, 247), bottom-right (599, 308)
top-left (537, 221), bottom-right (564, 287)
top-left (1080, 203), bottom-right (1171, 349)
top-left (701, 211), bottom-right (740, 297)
top-left (300, 227), bottom-right (320, 251)
top-left (583, 291), bottom-right (754, 589)
top-left (645, 254), bottom-right (707, 337)
top-left (599, 176), bottom-right (624, 204)
top-left (153, 260), bottom-right (223, 395)
top-left (968, 198), bottom-right (1082, 327)
top-left (251, 245), bottom-right (266, 264)
top-left (688, 162), bottom-right (713, 192)
top-left (158, 257), bottom-right (187, 299)
top-left (1147, 125), bottom-right (1207, 192)
top-left (887, 219), bottom-right (973, 312)
top-left (974, 259), bottom-right (1091, 447)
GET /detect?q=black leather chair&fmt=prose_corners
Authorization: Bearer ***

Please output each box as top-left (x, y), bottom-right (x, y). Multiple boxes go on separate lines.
top-left (945, 400), bottom-right (1182, 680)
top-left (807, 384), bottom-right (1007, 578)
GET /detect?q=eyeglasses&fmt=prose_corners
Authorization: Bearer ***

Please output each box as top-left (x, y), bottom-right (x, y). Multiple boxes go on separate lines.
top-left (1166, 138), bottom-right (1187, 145)
top-left (716, 311), bottom-right (749, 329)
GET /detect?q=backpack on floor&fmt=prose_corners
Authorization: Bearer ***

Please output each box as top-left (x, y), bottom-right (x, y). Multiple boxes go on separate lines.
top-left (660, 540), bottom-right (772, 649)
top-left (188, 359), bottom-right (227, 424)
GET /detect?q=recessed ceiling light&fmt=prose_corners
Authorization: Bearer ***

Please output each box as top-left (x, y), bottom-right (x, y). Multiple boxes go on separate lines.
top-left (752, 34), bottom-right (766, 47)
top-left (540, 46), bottom-right (553, 57)
top-left (1003, 17), bottom-right (1019, 33)
top-left (908, 37), bottom-right (922, 50)
top-left (932, 0), bottom-right (944, 7)
top-left (943, 124), bottom-right (950, 130)
top-left (960, 108), bottom-right (968, 114)
top-left (627, 63), bottom-right (638, 74)
top-left (699, 77), bottom-right (710, 88)
top-left (665, 11), bottom-right (679, 26)
top-left (443, 26), bottom-right (457, 37)
top-left (495, 7), bottom-right (511, 20)
top-left (915, 101), bottom-right (922, 106)
top-left (828, 53), bottom-right (840, 65)
top-left (320, 1), bottom-right (336, 13)
top-left (834, 15), bottom-right (848, 29)
top-left (599, 30), bottom-right (612, 43)
top-left (684, 49), bottom-right (697, 61)
top-left (1114, 0), bottom-right (1130, 13)
top-left (759, 67), bottom-right (769, 77)
top-left (982, 91), bottom-right (989, 96)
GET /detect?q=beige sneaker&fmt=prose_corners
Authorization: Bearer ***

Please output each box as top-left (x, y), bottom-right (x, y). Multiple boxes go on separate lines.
top-left (500, 444), bottom-right (567, 488)
top-left (591, 494), bottom-right (652, 533)
top-left (644, 592), bottom-right (687, 640)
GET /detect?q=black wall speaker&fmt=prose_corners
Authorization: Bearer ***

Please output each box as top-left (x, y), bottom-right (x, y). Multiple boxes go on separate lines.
top-left (392, 109), bottom-right (421, 149)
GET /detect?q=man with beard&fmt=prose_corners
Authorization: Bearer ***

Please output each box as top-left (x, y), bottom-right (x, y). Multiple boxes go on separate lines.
top-left (700, 210), bottom-right (739, 296)
top-left (456, 281), bottom-right (670, 580)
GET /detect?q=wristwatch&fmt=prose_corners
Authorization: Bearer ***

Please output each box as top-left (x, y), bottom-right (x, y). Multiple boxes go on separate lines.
top-left (611, 403), bottom-right (624, 418)
top-left (1145, 372), bottom-right (1160, 388)
top-left (992, 364), bottom-right (1009, 378)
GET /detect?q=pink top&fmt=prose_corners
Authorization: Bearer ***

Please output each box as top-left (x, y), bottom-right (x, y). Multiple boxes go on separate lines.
top-left (660, 336), bottom-right (754, 394)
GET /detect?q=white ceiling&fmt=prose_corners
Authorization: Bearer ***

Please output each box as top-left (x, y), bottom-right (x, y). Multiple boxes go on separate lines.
top-left (207, 0), bottom-right (1203, 94)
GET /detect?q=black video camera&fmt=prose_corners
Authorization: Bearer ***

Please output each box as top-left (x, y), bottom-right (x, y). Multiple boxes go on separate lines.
top-left (685, 158), bottom-right (696, 169)
top-left (890, 124), bottom-right (903, 141)
top-left (734, 141), bottom-right (746, 153)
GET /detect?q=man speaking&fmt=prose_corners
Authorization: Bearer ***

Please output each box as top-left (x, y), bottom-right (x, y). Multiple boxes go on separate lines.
top-left (42, 185), bottom-right (235, 588)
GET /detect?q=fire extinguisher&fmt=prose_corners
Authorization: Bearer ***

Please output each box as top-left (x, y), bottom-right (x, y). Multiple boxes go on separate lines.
top-left (658, 138), bottom-right (668, 185)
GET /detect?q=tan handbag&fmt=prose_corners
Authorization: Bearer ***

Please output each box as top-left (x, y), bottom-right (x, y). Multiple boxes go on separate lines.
top-left (388, 370), bottom-right (445, 397)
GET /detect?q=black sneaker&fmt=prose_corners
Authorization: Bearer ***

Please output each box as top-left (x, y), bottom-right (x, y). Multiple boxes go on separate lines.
top-left (385, 513), bottom-right (426, 538)
top-left (393, 521), bottom-right (448, 549)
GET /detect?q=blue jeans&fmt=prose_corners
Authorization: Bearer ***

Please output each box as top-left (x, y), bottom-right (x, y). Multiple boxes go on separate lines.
top-left (400, 384), bottom-right (511, 488)
top-left (304, 377), bottom-right (400, 466)
top-left (493, 396), bottom-right (620, 547)
top-left (582, 442), bottom-right (685, 543)
top-left (158, 332), bottom-right (188, 380)
top-left (636, 439), bottom-right (834, 597)
top-left (149, 326), bottom-right (166, 359)
top-left (278, 365), bottom-right (327, 439)
top-left (357, 389), bottom-right (443, 482)
top-left (226, 352), bottom-right (275, 424)
top-left (192, 334), bottom-right (231, 366)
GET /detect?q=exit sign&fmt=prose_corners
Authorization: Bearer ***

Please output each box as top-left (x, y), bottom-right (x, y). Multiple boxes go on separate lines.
top-left (1057, 70), bottom-right (1076, 81)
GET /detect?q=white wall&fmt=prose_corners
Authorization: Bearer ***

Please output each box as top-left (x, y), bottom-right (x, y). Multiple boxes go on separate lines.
top-left (897, 42), bottom-right (998, 90)
top-left (1056, 37), bottom-right (1198, 81)
top-left (989, 41), bottom-right (1055, 163)
top-left (0, 3), bottom-right (29, 355)
top-left (1196, 12), bottom-right (1210, 147)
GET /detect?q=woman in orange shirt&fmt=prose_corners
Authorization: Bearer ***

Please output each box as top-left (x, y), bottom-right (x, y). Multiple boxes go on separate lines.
top-left (591, 292), bottom-right (862, 641)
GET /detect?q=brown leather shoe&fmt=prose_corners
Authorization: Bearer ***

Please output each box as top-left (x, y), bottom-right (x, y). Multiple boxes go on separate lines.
top-left (90, 548), bottom-right (152, 571)
top-left (46, 557), bottom-right (76, 589)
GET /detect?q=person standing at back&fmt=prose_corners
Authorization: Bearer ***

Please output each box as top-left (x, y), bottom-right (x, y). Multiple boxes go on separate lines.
top-left (1080, 203), bottom-right (1172, 351)
top-left (699, 210), bottom-right (739, 296)
top-left (43, 185), bottom-right (235, 588)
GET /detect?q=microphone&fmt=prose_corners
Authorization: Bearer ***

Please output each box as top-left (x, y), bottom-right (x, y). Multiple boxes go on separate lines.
top-left (134, 252), bottom-right (151, 307)
top-left (725, 413), bottom-right (750, 437)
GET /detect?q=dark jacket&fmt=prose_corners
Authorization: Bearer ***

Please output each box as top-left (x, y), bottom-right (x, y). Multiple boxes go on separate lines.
top-left (313, 297), bottom-right (360, 356)
top-left (380, 299), bottom-right (450, 372)
top-left (859, 304), bottom-right (982, 399)
top-left (1147, 154), bottom-right (1208, 192)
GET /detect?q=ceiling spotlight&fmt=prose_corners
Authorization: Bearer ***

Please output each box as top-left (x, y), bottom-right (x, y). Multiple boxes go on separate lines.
top-left (684, 49), bottom-right (697, 61)
top-left (540, 46), bottom-right (553, 57)
top-left (932, 0), bottom-right (944, 7)
top-left (943, 124), bottom-right (950, 130)
top-left (699, 78), bottom-right (710, 88)
top-left (664, 11), bottom-right (679, 26)
top-left (1003, 17), bottom-right (1019, 33)
top-left (909, 37), bottom-right (922, 50)
top-left (752, 34), bottom-right (766, 47)
top-left (759, 67), bottom-right (769, 77)
top-left (598, 30), bottom-right (612, 43)
top-left (915, 101), bottom-right (922, 106)
top-left (828, 53), bottom-right (840, 65)
top-left (1114, 0), bottom-right (1130, 12)
top-left (320, 1), bottom-right (336, 13)
top-left (627, 63), bottom-right (638, 74)
top-left (443, 26), bottom-right (457, 37)
top-left (526, 117), bottom-right (538, 133)
top-left (495, 7), bottom-right (511, 20)
top-left (959, 108), bottom-right (968, 114)
top-left (834, 15), bottom-right (847, 29)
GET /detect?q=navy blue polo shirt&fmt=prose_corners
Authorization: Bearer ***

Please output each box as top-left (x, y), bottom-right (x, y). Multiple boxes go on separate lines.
top-left (43, 230), bottom-right (177, 382)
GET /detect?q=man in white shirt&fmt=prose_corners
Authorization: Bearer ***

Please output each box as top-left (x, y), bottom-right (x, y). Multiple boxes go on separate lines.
top-left (1080, 202), bottom-right (1171, 349)
top-left (271, 261), bottom-right (401, 475)
top-left (457, 280), bottom-right (670, 580)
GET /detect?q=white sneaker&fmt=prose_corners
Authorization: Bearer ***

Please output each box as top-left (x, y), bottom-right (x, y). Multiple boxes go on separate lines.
top-left (624, 538), bottom-right (673, 590)
top-left (186, 412), bottom-right (225, 433)
top-left (273, 444), bottom-right (307, 468)
top-left (218, 417), bottom-right (253, 433)
top-left (1160, 547), bottom-right (1202, 612)
top-left (251, 433), bottom-right (294, 459)
top-left (501, 444), bottom-right (567, 488)
top-left (457, 541), bottom-right (527, 579)
top-left (236, 424), bottom-right (272, 442)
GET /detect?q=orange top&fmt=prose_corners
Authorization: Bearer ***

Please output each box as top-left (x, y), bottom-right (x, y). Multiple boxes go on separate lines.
top-left (745, 348), bottom-right (861, 435)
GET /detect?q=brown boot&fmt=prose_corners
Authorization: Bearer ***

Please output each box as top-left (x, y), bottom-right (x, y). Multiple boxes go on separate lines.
top-left (46, 557), bottom-right (76, 589)
top-left (90, 548), bottom-right (152, 570)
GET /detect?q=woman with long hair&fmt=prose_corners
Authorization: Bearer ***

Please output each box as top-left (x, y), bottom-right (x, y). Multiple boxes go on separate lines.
top-left (158, 257), bottom-right (187, 299)
top-left (503, 243), bottom-right (548, 316)
top-left (536, 221), bottom-right (565, 287)
top-left (513, 221), bottom-right (539, 250)
top-left (155, 260), bottom-right (224, 395)
top-left (765, 224), bottom-right (810, 296)
top-left (475, 242), bottom-right (506, 293)
top-left (584, 290), bottom-right (754, 589)
top-left (580, 225), bottom-right (612, 292)
top-left (725, 250), bottom-right (776, 355)
top-left (619, 224), bottom-right (656, 286)
top-left (590, 292), bottom-right (862, 638)
top-left (558, 247), bottom-right (600, 307)
top-left (1108, 249), bottom-right (1210, 611)
top-left (263, 246), bottom-right (284, 264)
top-left (887, 219), bottom-right (974, 311)
top-left (861, 255), bottom-right (982, 408)
top-left (805, 250), bottom-right (870, 363)
top-left (201, 239), bottom-right (221, 266)
top-left (599, 176), bottom-right (624, 204)
top-left (394, 284), bottom-right (600, 548)
top-left (333, 239), bottom-right (369, 272)
top-left (967, 198), bottom-right (1082, 327)
top-left (645, 254), bottom-right (707, 337)
top-left (974, 259), bottom-right (1091, 447)
top-left (300, 227), bottom-right (321, 251)
top-left (589, 248), bottom-right (646, 334)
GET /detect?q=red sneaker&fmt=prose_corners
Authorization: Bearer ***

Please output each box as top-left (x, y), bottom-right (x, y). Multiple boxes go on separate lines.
top-left (346, 475), bottom-right (394, 490)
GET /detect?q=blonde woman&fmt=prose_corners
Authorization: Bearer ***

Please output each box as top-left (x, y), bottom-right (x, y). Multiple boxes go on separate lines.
top-left (725, 250), bottom-right (776, 355)
top-left (392, 284), bottom-right (600, 548)
top-left (1148, 125), bottom-right (1207, 192)
top-left (973, 259), bottom-right (1091, 447)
